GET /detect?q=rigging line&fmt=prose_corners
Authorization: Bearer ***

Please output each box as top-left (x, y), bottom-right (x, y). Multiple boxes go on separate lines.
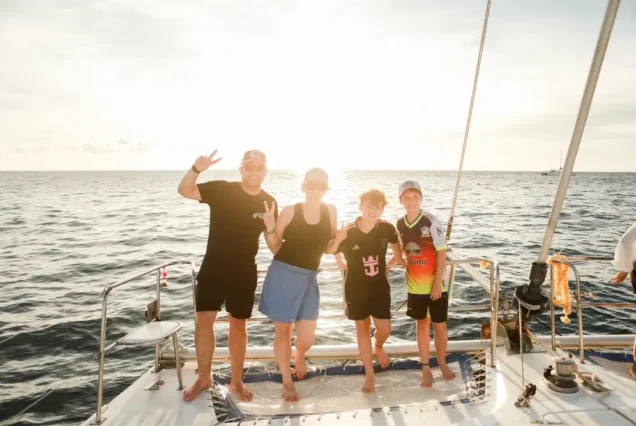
top-left (446, 0), bottom-right (492, 241)
top-left (534, 317), bottom-right (562, 337)
top-left (0, 333), bottom-right (19, 347)
top-left (1, 351), bottom-right (99, 426)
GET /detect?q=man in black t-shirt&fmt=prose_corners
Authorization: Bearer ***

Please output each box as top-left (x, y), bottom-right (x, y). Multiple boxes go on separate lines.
top-left (177, 149), bottom-right (278, 403)
top-left (326, 189), bottom-right (405, 394)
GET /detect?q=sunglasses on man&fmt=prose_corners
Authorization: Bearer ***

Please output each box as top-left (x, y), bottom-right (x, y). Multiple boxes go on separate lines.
top-left (243, 164), bottom-right (266, 173)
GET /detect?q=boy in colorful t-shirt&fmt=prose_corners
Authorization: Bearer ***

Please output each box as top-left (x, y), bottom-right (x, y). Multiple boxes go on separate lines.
top-left (396, 180), bottom-right (456, 387)
top-left (326, 189), bottom-right (405, 393)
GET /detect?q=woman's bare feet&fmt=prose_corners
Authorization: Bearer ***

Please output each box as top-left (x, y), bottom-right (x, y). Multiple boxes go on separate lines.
top-left (420, 366), bottom-right (433, 388)
top-left (183, 377), bottom-right (211, 402)
top-left (362, 374), bottom-right (376, 393)
top-left (229, 381), bottom-right (254, 402)
top-left (439, 362), bottom-right (457, 381)
top-left (629, 363), bottom-right (636, 380)
top-left (375, 345), bottom-right (390, 369)
top-left (295, 354), bottom-right (308, 380)
top-left (282, 382), bottom-right (300, 402)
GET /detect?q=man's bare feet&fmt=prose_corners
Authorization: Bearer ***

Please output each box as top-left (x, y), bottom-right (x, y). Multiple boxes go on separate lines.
top-left (629, 363), bottom-right (636, 380)
top-left (362, 374), bottom-right (376, 393)
top-left (229, 381), bottom-right (254, 402)
top-left (375, 345), bottom-right (390, 369)
top-left (282, 383), bottom-right (300, 402)
top-left (295, 354), bottom-right (308, 380)
top-left (420, 366), bottom-right (433, 388)
top-left (439, 362), bottom-right (456, 381)
top-left (183, 377), bottom-right (211, 402)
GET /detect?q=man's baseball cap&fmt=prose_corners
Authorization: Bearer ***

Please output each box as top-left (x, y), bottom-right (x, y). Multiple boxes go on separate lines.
top-left (303, 167), bottom-right (329, 187)
top-left (399, 180), bottom-right (422, 197)
top-left (241, 149), bottom-right (267, 166)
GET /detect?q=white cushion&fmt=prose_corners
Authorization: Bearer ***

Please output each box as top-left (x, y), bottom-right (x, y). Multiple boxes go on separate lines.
top-left (119, 321), bottom-right (182, 346)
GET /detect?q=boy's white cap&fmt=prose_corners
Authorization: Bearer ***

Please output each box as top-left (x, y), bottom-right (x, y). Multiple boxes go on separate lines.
top-left (399, 180), bottom-right (422, 197)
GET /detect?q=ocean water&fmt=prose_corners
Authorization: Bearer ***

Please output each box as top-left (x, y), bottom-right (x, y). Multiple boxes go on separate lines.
top-left (0, 170), bottom-right (635, 425)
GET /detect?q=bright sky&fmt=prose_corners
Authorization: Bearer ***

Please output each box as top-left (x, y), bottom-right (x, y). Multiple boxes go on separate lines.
top-left (1, 1), bottom-right (635, 172)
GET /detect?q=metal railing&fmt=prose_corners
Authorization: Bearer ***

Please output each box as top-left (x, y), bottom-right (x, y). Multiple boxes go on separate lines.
top-left (548, 255), bottom-right (636, 364)
top-left (210, 257), bottom-right (501, 367)
top-left (95, 260), bottom-right (196, 425)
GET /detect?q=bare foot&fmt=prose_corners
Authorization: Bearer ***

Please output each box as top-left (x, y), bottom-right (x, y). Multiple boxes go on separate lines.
top-left (183, 377), bottom-right (211, 402)
top-left (439, 362), bottom-right (457, 381)
top-left (375, 345), bottom-right (390, 369)
top-left (229, 381), bottom-right (254, 402)
top-left (629, 364), bottom-right (636, 380)
top-left (420, 366), bottom-right (433, 388)
top-left (362, 375), bottom-right (376, 393)
top-left (295, 354), bottom-right (308, 380)
top-left (282, 383), bottom-right (300, 402)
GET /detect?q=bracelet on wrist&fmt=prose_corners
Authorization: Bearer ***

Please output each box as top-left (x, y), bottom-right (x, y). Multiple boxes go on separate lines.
top-left (191, 164), bottom-right (201, 174)
top-left (265, 226), bottom-right (276, 235)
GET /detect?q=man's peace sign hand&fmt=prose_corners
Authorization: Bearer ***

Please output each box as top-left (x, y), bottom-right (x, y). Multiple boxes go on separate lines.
top-left (194, 149), bottom-right (222, 173)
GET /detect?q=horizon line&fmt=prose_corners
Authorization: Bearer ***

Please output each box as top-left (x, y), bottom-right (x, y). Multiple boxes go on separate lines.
top-left (1, 169), bottom-right (635, 173)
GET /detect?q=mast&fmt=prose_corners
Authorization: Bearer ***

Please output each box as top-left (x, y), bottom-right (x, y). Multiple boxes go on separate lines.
top-left (515, 0), bottom-right (621, 318)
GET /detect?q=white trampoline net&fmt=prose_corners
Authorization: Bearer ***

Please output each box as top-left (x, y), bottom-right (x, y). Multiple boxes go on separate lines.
top-left (211, 351), bottom-right (489, 421)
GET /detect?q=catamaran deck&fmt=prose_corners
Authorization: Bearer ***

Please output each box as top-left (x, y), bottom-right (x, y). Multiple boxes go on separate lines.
top-left (77, 251), bottom-right (636, 425)
top-left (82, 343), bottom-right (636, 425)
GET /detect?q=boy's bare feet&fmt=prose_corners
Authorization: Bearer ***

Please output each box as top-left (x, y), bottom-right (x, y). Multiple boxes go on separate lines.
top-left (420, 365), bottom-right (433, 388)
top-left (375, 345), bottom-right (390, 369)
top-left (282, 383), bottom-right (300, 402)
top-left (629, 362), bottom-right (636, 380)
top-left (362, 374), bottom-right (376, 393)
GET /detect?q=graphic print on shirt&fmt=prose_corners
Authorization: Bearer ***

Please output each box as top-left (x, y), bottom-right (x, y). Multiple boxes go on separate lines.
top-left (397, 210), bottom-right (448, 295)
top-left (363, 255), bottom-right (380, 277)
top-left (404, 242), bottom-right (423, 258)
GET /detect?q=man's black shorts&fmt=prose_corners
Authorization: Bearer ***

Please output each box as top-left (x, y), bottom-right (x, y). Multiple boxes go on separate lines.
top-left (345, 283), bottom-right (391, 321)
top-left (406, 292), bottom-right (448, 323)
top-left (196, 269), bottom-right (258, 319)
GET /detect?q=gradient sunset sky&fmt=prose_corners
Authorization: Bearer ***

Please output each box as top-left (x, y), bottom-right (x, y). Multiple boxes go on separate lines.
top-left (1, 0), bottom-right (635, 172)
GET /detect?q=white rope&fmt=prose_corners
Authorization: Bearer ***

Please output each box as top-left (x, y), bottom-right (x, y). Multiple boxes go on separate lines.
top-left (447, 0), bottom-right (492, 241)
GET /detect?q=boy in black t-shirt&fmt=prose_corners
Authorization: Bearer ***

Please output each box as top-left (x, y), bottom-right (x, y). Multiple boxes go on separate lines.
top-left (326, 189), bottom-right (405, 393)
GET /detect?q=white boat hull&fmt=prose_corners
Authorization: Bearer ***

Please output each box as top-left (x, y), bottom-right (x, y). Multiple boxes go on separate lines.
top-left (82, 336), bottom-right (636, 425)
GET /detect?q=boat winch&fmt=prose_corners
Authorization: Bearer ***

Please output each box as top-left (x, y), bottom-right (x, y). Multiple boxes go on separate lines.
top-left (542, 357), bottom-right (579, 393)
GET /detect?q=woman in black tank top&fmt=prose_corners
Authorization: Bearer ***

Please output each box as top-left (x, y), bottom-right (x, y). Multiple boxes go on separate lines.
top-left (259, 167), bottom-right (338, 402)
top-left (273, 202), bottom-right (332, 270)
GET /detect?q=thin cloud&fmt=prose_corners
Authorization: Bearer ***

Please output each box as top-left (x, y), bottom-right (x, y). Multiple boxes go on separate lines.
top-left (0, 0), bottom-right (635, 171)
top-left (82, 143), bottom-right (112, 154)
top-left (131, 142), bottom-right (152, 153)
top-left (81, 140), bottom-right (152, 154)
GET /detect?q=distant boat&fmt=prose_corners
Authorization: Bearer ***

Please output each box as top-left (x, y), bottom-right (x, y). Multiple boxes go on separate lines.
top-left (542, 150), bottom-right (563, 176)
top-left (541, 168), bottom-right (561, 176)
